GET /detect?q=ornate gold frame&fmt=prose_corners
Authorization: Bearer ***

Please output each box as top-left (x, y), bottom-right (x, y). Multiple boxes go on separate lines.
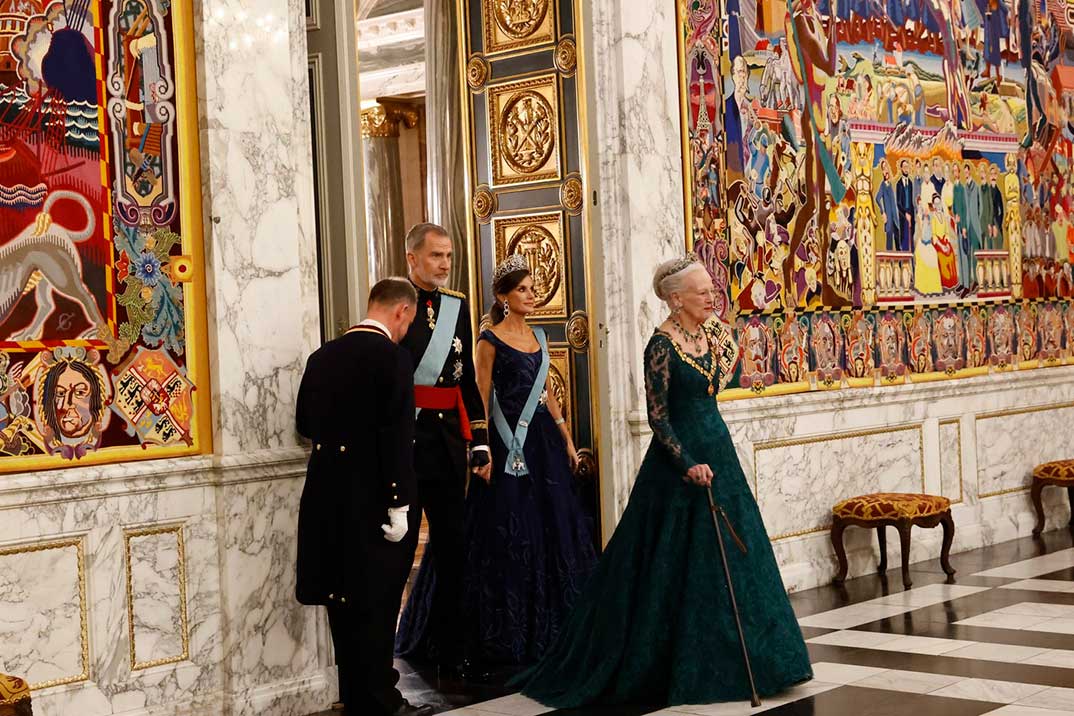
top-left (486, 73), bottom-right (563, 188)
top-left (0, 1), bottom-right (212, 473)
top-left (124, 524), bottom-right (191, 671)
top-left (0, 537), bottom-right (89, 689)
top-left (492, 211), bottom-right (569, 319)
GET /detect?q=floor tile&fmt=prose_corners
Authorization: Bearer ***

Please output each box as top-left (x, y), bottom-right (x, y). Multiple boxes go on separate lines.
top-left (849, 668), bottom-right (965, 694)
top-left (954, 612), bottom-right (1054, 630)
top-left (798, 603), bottom-right (910, 629)
top-left (982, 707), bottom-right (1074, 715)
top-left (997, 603), bottom-right (1074, 619)
top-left (810, 661), bottom-right (889, 684)
top-left (765, 684), bottom-right (1002, 715)
top-left (1019, 649), bottom-right (1074, 669)
top-left (943, 643), bottom-right (1051, 663)
top-left (870, 585), bottom-right (992, 608)
top-left (670, 680), bottom-right (842, 715)
top-left (806, 630), bottom-right (905, 649)
top-left (974, 550), bottom-right (1074, 579)
top-left (1030, 617), bottom-right (1074, 635)
top-left (461, 693), bottom-right (550, 716)
top-left (930, 678), bottom-right (1051, 704)
top-left (869, 635), bottom-right (978, 656)
top-left (1015, 686), bottom-right (1074, 711)
top-left (999, 580), bottom-right (1074, 594)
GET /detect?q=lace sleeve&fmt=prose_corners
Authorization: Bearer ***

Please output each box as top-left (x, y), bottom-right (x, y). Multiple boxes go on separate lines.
top-left (644, 335), bottom-right (697, 473)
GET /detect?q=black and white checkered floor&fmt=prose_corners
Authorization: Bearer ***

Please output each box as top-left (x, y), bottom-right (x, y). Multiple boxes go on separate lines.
top-left (313, 528), bottom-right (1074, 715)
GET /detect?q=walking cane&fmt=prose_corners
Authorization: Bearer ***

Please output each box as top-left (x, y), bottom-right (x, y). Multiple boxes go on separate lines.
top-left (707, 486), bottom-right (762, 708)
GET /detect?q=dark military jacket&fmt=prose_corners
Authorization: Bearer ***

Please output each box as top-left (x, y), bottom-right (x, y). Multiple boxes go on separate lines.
top-left (294, 325), bottom-right (416, 606)
top-left (400, 284), bottom-right (488, 482)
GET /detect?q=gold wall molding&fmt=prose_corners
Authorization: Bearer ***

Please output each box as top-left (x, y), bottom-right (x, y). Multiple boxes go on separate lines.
top-left (753, 423), bottom-right (926, 541)
top-left (938, 418), bottom-right (964, 505)
top-left (0, 537), bottom-right (89, 689)
top-left (493, 212), bottom-right (567, 318)
top-left (554, 35), bottom-right (577, 75)
top-left (482, 0), bottom-right (556, 55)
top-left (487, 74), bottom-right (561, 187)
top-left (466, 54), bottom-right (490, 92)
top-left (566, 310), bottom-right (589, 352)
top-left (975, 401), bottom-right (1074, 499)
top-left (472, 185), bottom-right (496, 223)
top-left (124, 524), bottom-right (190, 671)
top-left (560, 174), bottom-right (583, 215)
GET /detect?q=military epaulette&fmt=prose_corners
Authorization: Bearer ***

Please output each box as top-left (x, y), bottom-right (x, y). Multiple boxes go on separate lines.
top-left (439, 287), bottom-right (466, 299)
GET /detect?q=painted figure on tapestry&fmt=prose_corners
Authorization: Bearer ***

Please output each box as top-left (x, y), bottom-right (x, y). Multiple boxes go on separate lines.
top-left (933, 310), bottom-right (965, 372)
top-left (0, 0), bottom-right (200, 467)
top-left (679, 0), bottom-right (1074, 394)
top-left (738, 317), bottom-right (777, 389)
top-left (843, 311), bottom-right (875, 378)
top-left (1016, 305), bottom-right (1038, 362)
top-left (777, 313), bottom-right (810, 383)
top-left (876, 312), bottom-right (907, 380)
top-left (810, 313), bottom-right (843, 384)
top-left (988, 305), bottom-right (1016, 366)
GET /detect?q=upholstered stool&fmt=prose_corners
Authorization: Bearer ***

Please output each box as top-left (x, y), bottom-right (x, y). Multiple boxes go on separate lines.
top-left (0, 674), bottom-right (31, 716)
top-left (1031, 459), bottom-right (1074, 535)
top-left (831, 492), bottom-right (955, 589)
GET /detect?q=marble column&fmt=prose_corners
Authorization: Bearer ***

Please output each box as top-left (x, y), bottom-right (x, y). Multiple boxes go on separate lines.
top-left (424, 0), bottom-right (469, 291)
top-left (361, 102), bottom-right (416, 280)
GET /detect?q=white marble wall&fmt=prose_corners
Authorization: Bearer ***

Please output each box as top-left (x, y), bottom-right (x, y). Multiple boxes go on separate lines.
top-left (585, 2), bottom-right (1074, 590)
top-left (0, 0), bottom-right (329, 714)
top-left (587, 0), bottom-right (686, 528)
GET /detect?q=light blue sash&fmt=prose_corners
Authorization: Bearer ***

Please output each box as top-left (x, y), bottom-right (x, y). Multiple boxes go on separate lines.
top-left (414, 294), bottom-right (461, 419)
top-left (491, 328), bottom-right (548, 477)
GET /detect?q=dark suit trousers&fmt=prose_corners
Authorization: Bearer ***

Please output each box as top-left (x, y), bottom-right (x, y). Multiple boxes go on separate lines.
top-left (416, 476), bottom-right (466, 664)
top-left (328, 513), bottom-right (419, 715)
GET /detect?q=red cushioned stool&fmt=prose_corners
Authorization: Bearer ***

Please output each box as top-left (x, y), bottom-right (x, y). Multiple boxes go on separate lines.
top-left (831, 492), bottom-right (956, 589)
top-left (1031, 459), bottom-right (1074, 535)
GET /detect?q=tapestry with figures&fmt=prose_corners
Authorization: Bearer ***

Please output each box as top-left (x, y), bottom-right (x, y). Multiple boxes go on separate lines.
top-left (679, 0), bottom-right (1074, 396)
top-left (0, 0), bottom-right (206, 468)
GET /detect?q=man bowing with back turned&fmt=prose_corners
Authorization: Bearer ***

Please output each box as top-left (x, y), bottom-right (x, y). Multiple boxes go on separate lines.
top-left (295, 277), bottom-right (433, 716)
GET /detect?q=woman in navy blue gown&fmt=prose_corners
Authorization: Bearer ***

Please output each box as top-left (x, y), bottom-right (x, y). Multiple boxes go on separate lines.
top-left (397, 255), bottom-right (596, 668)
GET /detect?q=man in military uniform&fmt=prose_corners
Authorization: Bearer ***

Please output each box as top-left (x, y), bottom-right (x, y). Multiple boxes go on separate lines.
top-left (295, 278), bottom-right (433, 716)
top-left (398, 223), bottom-right (491, 681)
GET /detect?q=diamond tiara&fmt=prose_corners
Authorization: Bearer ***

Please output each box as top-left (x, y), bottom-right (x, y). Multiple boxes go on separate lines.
top-left (493, 254), bottom-right (530, 284)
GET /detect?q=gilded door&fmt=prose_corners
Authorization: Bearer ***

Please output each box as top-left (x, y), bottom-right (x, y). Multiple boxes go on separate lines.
top-left (458, 0), bottom-right (601, 542)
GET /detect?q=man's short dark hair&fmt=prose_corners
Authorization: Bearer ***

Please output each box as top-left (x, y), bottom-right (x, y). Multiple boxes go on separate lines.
top-left (368, 277), bottom-right (417, 308)
top-left (405, 222), bottom-right (448, 253)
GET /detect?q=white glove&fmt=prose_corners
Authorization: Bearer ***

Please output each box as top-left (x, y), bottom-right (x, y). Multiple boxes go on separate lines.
top-left (381, 505), bottom-right (409, 543)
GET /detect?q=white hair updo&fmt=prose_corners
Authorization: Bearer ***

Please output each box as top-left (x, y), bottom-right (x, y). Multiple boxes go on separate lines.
top-left (652, 257), bottom-right (706, 303)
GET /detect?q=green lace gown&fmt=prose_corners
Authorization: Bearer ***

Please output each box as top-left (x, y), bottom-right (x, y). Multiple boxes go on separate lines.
top-left (514, 330), bottom-right (813, 707)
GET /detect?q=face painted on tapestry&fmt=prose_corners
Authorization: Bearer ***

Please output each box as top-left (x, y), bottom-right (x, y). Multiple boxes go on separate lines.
top-left (54, 366), bottom-right (94, 438)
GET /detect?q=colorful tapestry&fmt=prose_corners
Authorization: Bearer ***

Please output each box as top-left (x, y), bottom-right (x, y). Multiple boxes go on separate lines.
top-left (0, 0), bottom-right (206, 468)
top-left (678, 0), bottom-right (1074, 396)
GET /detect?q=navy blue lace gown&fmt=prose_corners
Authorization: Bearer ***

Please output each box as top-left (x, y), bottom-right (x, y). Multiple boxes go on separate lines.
top-left (396, 330), bottom-right (596, 666)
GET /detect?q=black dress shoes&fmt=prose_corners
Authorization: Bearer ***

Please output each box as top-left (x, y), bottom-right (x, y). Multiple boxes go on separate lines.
top-left (438, 658), bottom-right (491, 683)
top-left (391, 699), bottom-right (434, 716)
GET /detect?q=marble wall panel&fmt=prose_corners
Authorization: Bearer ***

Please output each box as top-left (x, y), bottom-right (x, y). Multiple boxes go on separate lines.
top-left (753, 425), bottom-right (925, 540)
top-left (0, 539), bottom-right (86, 689)
top-left (976, 403), bottom-right (1074, 499)
top-left (126, 527), bottom-right (189, 669)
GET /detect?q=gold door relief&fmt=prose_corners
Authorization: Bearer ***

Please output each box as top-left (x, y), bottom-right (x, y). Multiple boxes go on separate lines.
top-left (458, 0), bottom-right (601, 539)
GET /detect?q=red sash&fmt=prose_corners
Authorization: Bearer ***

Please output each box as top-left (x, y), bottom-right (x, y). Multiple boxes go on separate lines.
top-left (414, 385), bottom-right (472, 441)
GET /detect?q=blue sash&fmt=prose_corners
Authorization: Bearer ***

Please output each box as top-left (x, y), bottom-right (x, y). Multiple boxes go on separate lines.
top-left (413, 293), bottom-right (461, 419)
top-left (491, 328), bottom-right (548, 477)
